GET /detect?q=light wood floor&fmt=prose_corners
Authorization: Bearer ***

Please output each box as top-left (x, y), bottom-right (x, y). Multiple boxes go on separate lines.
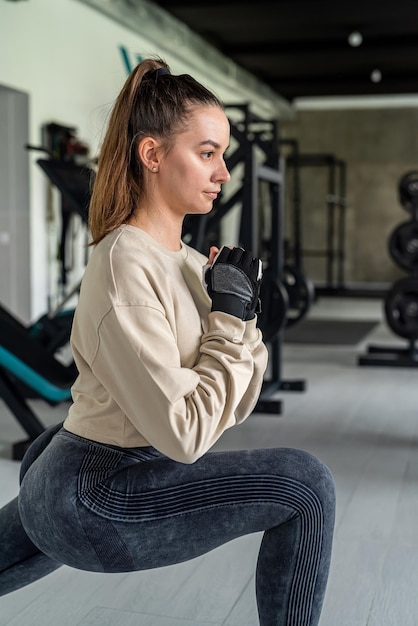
top-left (1, 297), bottom-right (418, 625)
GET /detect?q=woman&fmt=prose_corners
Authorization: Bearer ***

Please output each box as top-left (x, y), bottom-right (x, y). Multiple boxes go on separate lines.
top-left (0, 58), bottom-right (335, 625)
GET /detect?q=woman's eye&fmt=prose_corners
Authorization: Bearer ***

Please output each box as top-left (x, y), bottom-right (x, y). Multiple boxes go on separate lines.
top-left (202, 151), bottom-right (213, 159)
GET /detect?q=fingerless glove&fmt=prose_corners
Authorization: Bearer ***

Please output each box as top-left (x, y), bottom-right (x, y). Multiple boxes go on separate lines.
top-left (204, 246), bottom-right (262, 321)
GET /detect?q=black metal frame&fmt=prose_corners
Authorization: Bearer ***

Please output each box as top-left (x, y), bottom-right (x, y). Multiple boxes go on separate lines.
top-left (282, 148), bottom-right (347, 292)
top-left (358, 341), bottom-right (418, 367)
top-left (184, 105), bottom-right (306, 413)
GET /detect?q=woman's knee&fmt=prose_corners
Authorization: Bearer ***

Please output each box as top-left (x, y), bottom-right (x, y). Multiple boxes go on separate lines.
top-left (299, 450), bottom-right (336, 523)
top-left (273, 447), bottom-right (336, 513)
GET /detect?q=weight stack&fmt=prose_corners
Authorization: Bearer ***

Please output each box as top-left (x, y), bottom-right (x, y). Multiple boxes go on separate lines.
top-left (358, 170), bottom-right (418, 367)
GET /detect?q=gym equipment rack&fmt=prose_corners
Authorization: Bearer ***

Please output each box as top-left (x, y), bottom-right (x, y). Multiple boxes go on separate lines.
top-left (183, 105), bottom-right (306, 414)
top-left (359, 170), bottom-right (418, 367)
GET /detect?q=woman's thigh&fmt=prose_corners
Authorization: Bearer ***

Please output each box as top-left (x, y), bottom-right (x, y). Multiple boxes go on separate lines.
top-left (18, 429), bottom-right (335, 574)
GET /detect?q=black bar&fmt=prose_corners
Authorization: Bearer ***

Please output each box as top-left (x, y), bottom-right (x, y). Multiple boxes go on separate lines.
top-left (0, 368), bottom-right (45, 439)
top-left (254, 398), bottom-right (282, 414)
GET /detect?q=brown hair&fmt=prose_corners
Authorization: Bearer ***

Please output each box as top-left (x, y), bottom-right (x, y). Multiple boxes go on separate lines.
top-left (88, 57), bottom-right (224, 244)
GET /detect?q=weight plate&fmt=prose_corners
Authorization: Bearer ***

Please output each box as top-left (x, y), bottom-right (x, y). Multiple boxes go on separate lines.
top-left (385, 276), bottom-right (418, 340)
top-left (388, 220), bottom-right (418, 272)
top-left (398, 170), bottom-right (418, 213)
top-left (258, 270), bottom-right (288, 342)
top-left (282, 265), bottom-right (315, 328)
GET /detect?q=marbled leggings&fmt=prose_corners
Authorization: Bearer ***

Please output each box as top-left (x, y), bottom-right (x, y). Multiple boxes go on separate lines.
top-left (0, 424), bottom-right (335, 625)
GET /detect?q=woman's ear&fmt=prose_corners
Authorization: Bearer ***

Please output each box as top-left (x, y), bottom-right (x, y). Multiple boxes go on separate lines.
top-left (137, 137), bottom-right (161, 173)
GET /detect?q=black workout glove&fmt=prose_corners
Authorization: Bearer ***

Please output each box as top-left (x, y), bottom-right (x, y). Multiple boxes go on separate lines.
top-left (204, 246), bottom-right (263, 321)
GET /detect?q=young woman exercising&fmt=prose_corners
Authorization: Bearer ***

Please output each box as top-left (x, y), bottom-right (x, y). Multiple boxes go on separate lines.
top-left (0, 57), bottom-right (335, 625)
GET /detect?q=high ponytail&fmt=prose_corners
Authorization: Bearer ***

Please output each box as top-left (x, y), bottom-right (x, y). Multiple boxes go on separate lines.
top-left (88, 57), bottom-right (223, 245)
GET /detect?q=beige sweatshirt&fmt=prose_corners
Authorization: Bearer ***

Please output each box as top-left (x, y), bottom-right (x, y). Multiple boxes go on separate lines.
top-left (63, 225), bottom-right (268, 463)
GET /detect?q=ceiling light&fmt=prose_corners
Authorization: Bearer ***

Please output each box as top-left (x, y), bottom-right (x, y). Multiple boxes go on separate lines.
top-left (348, 31), bottom-right (363, 47)
top-left (370, 69), bottom-right (382, 83)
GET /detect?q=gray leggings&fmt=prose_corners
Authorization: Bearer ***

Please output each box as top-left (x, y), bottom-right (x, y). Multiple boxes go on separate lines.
top-left (0, 424), bottom-right (335, 625)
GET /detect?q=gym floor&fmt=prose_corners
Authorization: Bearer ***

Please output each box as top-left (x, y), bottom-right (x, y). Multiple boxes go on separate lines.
top-left (1, 296), bottom-right (417, 626)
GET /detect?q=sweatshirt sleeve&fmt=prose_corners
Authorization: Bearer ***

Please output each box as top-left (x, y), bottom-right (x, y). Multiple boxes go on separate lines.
top-left (90, 303), bottom-right (268, 464)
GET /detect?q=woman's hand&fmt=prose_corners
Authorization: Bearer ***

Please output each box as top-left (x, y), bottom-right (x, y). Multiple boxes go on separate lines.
top-left (204, 246), bottom-right (263, 321)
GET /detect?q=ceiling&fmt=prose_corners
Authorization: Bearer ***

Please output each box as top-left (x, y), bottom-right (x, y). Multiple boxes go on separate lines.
top-left (152, 0), bottom-right (418, 103)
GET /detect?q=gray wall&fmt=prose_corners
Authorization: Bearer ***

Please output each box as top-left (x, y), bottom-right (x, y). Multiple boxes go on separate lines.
top-left (280, 107), bottom-right (418, 286)
top-left (0, 86), bottom-right (30, 322)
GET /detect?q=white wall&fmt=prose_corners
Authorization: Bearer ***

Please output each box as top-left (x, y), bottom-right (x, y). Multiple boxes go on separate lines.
top-left (0, 0), bottom-right (140, 317)
top-left (0, 0), bottom-right (289, 320)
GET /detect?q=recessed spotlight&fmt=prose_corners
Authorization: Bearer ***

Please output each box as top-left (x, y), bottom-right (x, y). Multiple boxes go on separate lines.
top-left (370, 69), bottom-right (382, 83)
top-left (348, 31), bottom-right (363, 47)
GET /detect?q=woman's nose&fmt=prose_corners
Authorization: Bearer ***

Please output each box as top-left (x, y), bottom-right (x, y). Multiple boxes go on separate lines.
top-left (216, 160), bottom-right (231, 184)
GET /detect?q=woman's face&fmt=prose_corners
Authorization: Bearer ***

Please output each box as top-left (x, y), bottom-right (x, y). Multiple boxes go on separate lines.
top-left (156, 105), bottom-right (231, 219)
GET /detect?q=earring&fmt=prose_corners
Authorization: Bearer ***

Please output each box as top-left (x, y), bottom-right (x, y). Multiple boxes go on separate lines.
top-left (152, 166), bottom-right (158, 172)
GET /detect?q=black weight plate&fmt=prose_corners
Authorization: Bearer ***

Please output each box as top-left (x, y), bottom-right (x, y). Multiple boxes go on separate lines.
top-left (388, 220), bottom-right (418, 272)
top-left (385, 276), bottom-right (418, 340)
top-left (398, 170), bottom-right (418, 213)
top-left (283, 265), bottom-right (315, 328)
top-left (258, 270), bottom-right (288, 342)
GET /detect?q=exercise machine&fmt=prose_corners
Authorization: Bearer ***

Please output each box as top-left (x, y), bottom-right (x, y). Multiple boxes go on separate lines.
top-left (0, 128), bottom-right (94, 458)
top-left (0, 301), bottom-right (78, 459)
